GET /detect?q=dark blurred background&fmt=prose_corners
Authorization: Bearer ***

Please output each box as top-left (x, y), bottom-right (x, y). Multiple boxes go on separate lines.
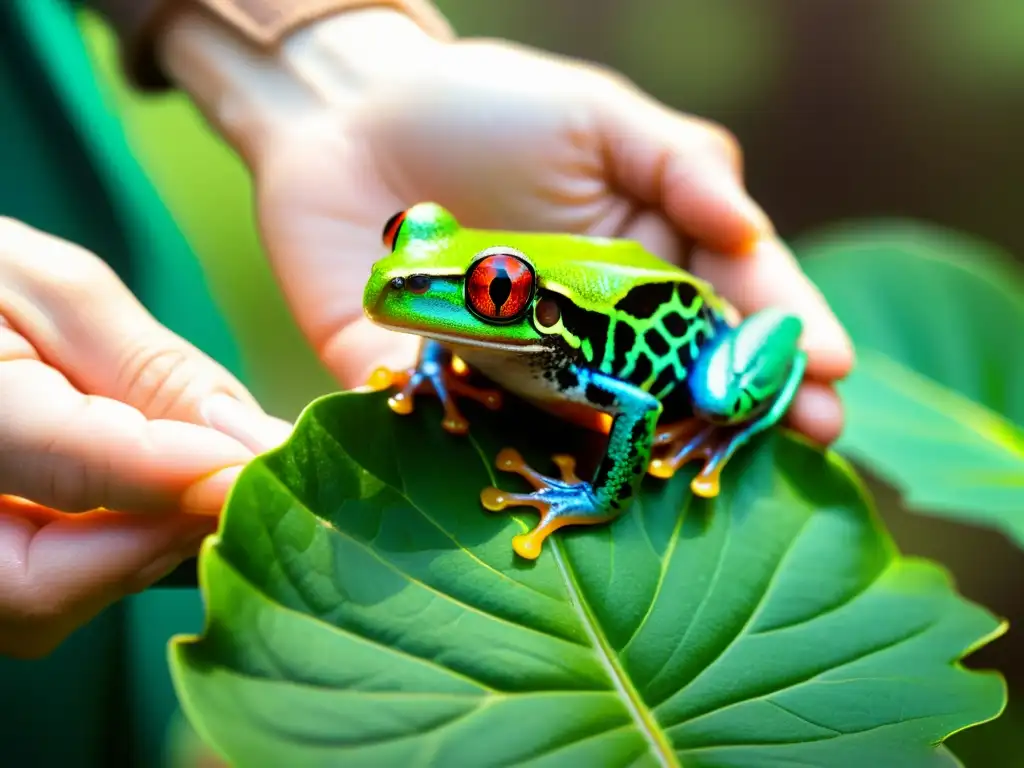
top-left (75, 0), bottom-right (1024, 763)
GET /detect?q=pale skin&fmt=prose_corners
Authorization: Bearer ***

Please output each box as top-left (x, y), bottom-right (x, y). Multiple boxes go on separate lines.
top-left (1, 4), bottom-right (853, 656)
top-left (0, 220), bottom-right (293, 657)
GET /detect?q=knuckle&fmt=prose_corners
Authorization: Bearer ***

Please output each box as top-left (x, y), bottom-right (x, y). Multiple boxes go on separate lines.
top-left (45, 248), bottom-right (116, 299)
top-left (0, 220), bottom-right (117, 298)
top-left (0, 219), bottom-right (43, 268)
top-left (37, 399), bottom-right (124, 513)
top-left (115, 343), bottom-right (199, 419)
top-left (699, 120), bottom-right (743, 170)
top-left (42, 437), bottom-right (102, 514)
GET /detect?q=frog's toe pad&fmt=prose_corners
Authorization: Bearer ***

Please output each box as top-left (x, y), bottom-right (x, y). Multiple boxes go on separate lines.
top-left (690, 473), bottom-right (721, 498)
top-left (480, 481), bottom-right (608, 560)
top-left (646, 458), bottom-right (677, 480)
top-left (649, 421), bottom-right (736, 498)
top-left (481, 450), bottom-right (612, 560)
top-left (367, 366), bottom-right (400, 391)
top-left (441, 414), bottom-right (469, 435)
top-left (495, 448), bottom-right (525, 473)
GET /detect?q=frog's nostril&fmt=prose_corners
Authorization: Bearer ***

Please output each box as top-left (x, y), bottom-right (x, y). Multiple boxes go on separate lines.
top-left (389, 277), bottom-right (406, 291)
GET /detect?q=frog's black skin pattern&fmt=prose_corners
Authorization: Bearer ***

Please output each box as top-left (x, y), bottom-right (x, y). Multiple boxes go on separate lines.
top-left (537, 282), bottom-right (722, 425)
top-left (614, 281), bottom-right (676, 319)
top-left (585, 383), bottom-right (616, 408)
top-left (492, 280), bottom-right (724, 520)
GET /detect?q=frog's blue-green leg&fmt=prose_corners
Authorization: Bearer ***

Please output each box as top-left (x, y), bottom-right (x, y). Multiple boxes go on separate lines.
top-left (481, 371), bottom-right (661, 560)
top-left (369, 340), bottom-right (502, 435)
top-left (649, 309), bottom-right (807, 496)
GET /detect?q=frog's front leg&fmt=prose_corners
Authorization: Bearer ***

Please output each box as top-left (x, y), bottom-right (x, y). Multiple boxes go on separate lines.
top-left (480, 371), bottom-right (661, 560)
top-left (369, 340), bottom-right (503, 435)
top-left (649, 308), bottom-right (807, 496)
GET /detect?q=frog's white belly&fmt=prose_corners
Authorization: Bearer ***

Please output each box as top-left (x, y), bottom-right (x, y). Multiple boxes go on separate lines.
top-left (451, 345), bottom-right (562, 405)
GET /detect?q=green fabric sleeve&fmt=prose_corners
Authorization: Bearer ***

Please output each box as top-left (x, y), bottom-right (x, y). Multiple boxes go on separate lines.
top-left (0, 2), bottom-right (245, 766)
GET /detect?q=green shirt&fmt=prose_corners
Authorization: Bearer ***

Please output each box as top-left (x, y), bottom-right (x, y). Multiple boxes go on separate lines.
top-left (1, 2), bottom-right (244, 765)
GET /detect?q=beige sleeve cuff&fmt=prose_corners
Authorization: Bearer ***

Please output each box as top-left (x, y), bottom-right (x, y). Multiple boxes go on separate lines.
top-left (88, 0), bottom-right (455, 91)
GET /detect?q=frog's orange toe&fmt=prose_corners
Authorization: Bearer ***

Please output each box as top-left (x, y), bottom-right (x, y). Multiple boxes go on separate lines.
top-left (690, 473), bottom-right (721, 498)
top-left (480, 487), bottom-right (510, 511)
top-left (647, 459), bottom-right (676, 480)
top-left (367, 367), bottom-right (395, 390)
top-left (387, 392), bottom-right (415, 415)
top-left (442, 415), bottom-right (469, 435)
top-left (495, 448), bottom-right (525, 472)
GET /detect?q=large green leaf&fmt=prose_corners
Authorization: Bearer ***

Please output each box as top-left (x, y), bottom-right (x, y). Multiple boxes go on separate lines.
top-left (798, 220), bottom-right (1024, 424)
top-left (832, 350), bottom-right (1024, 544)
top-left (798, 220), bottom-right (1024, 544)
top-left (170, 391), bottom-right (1006, 767)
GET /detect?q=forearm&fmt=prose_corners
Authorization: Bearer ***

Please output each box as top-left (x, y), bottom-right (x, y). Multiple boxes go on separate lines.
top-left (85, 1), bottom-right (454, 160)
top-left (162, 8), bottom-right (443, 157)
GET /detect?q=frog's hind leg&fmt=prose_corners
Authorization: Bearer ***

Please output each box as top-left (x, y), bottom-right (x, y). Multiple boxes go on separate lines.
top-left (368, 340), bottom-right (503, 434)
top-left (481, 370), bottom-right (661, 560)
top-left (648, 309), bottom-right (808, 497)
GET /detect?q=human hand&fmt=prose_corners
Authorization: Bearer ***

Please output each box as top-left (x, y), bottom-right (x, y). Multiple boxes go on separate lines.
top-left (0, 220), bottom-right (292, 658)
top-left (159, 8), bottom-right (853, 445)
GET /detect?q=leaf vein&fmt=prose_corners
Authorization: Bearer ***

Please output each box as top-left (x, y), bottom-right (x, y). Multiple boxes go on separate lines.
top-left (662, 617), bottom-right (938, 734)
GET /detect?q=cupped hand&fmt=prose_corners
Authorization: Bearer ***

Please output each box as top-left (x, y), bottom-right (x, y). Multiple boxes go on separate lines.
top-left (0, 220), bottom-right (291, 658)
top-left (247, 26), bottom-right (853, 444)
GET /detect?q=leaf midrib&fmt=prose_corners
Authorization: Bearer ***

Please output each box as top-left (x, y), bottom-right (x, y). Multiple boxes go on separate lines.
top-left (467, 432), bottom-right (679, 766)
top-left (550, 541), bottom-right (679, 768)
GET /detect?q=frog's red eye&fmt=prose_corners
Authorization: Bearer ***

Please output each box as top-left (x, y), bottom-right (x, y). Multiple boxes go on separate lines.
top-left (465, 253), bottom-right (535, 322)
top-left (382, 210), bottom-right (407, 251)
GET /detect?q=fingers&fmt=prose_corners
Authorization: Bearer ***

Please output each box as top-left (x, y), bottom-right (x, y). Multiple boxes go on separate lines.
top-left (320, 318), bottom-right (421, 389)
top-left (593, 80), bottom-right (772, 255)
top-left (785, 380), bottom-right (845, 447)
top-left (0, 359), bottom-right (254, 516)
top-left (0, 219), bottom-right (291, 449)
top-left (0, 498), bottom-right (215, 658)
top-left (589, 78), bottom-right (854, 399)
top-left (690, 238), bottom-right (855, 382)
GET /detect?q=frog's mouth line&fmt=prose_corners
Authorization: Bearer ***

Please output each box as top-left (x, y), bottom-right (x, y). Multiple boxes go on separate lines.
top-left (372, 321), bottom-right (546, 354)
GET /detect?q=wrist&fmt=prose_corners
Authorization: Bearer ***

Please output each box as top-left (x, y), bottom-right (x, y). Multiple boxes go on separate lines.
top-left (155, 5), bottom-right (451, 162)
top-left (281, 7), bottom-right (448, 93)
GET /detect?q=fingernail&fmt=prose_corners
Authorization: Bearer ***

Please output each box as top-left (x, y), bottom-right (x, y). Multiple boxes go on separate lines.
top-left (201, 393), bottom-right (293, 453)
top-left (180, 465), bottom-right (244, 517)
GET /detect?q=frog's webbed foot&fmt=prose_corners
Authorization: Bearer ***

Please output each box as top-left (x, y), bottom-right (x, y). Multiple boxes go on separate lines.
top-left (368, 352), bottom-right (502, 435)
top-left (648, 308), bottom-right (809, 498)
top-left (480, 449), bottom-right (613, 560)
top-left (648, 418), bottom-right (741, 498)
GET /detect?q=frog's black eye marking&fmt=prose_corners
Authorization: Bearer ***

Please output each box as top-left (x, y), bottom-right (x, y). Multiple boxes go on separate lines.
top-left (407, 274), bottom-right (431, 294)
top-left (466, 252), bottom-right (535, 323)
top-left (382, 210), bottom-right (407, 252)
top-left (535, 297), bottom-right (561, 329)
top-left (389, 276), bottom-right (405, 290)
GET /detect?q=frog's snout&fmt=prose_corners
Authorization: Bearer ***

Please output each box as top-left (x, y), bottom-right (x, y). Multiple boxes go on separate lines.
top-left (363, 266), bottom-right (392, 322)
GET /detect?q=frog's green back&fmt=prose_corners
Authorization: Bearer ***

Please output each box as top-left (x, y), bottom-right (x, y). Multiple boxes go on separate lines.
top-left (382, 202), bottom-right (724, 315)
top-left (470, 226), bottom-right (732, 318)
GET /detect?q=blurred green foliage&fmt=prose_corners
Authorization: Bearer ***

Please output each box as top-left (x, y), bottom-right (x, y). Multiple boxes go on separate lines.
top-left (798, 223), bottom-right (1024, 544)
